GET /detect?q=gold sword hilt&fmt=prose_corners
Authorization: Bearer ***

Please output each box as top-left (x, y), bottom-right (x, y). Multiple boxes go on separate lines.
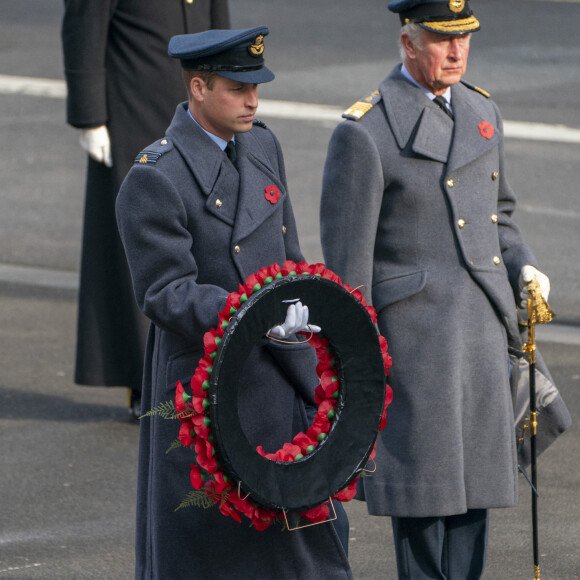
top-left (522, 278), bottom-right (555, 365)
top-left (525, 278), bottom-right (555, 327)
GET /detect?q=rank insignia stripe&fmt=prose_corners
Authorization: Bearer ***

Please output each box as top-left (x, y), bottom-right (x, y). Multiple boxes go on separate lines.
top-left (342, 89), bottom-right (382, 121)
top-left (134, 150), bottom-right (163, 165)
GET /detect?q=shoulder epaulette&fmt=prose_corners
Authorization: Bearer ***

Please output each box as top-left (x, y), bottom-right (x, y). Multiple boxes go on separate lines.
top-left (342, 89), bottom-right (382, 121)
top-left (253, 119), bottom-right (268, 129)
top-left (134, 137), bottom-right (172, 165)
top-left (461, 80), bottom-right (490, 98)
top-left (135, 150), bottom-right (162, 165)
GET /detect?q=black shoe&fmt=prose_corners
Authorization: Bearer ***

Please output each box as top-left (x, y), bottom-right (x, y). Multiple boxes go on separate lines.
top-left (128, 388), bottom-right (141, 422)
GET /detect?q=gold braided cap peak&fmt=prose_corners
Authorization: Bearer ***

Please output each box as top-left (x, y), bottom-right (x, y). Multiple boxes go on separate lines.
top-left (421, 15), bottom-right (480, 33)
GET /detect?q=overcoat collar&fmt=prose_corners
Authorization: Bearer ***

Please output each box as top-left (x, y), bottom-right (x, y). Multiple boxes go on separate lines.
top-left (232, 131), bottom-right (287, 242)
top-left (166, 103), bottom-right (226, 196)
top-left (166, 103), bottom-right (287, 240)
top-left (380, 66), bottom-right (499, 171)
top-left (446, 82), bottom-right (499, 174)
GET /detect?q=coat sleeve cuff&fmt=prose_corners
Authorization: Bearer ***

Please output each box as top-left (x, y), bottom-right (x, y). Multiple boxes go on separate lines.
top-left (65, 69), bottom-right (108, 128)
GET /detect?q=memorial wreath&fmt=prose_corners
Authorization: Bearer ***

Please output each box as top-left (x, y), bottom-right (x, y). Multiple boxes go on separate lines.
top-left (173, 261), bottom-right (392, 530)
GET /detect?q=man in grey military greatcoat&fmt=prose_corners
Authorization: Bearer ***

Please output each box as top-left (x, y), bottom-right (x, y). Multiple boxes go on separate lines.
top-left (117, 27), bottom-right (351, 579)
top-left (320, 1), bottom-right (551, 578)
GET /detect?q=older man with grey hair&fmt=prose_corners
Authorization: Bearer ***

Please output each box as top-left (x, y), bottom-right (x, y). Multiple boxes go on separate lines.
top-left (320, 1), bottom-right (551, 578)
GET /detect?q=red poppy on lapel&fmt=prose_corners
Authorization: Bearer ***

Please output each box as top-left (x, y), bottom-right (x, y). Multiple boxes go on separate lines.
top-left (265, 185), bottom-right (280, 204)
top-left (478, 121), bottom-right (494, 139)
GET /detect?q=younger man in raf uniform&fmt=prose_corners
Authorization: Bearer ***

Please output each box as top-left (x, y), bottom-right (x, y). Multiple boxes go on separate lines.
top-left (117, 27), bottom-right (352, 579)
top-left (320, 2), bottom-right (551, 578)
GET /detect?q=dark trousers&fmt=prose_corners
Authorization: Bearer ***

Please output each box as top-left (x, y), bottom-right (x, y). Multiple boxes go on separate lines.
top-left (391, 509), bottom-right (489, 579)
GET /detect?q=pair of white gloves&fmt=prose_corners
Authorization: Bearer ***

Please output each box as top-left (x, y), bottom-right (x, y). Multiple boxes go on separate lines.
top-left (268, 301), bottom-right (321, 339)
top-left (270, 265), bottom-right (549, 339)
top-left (79, 125), bottom-right (113, 167)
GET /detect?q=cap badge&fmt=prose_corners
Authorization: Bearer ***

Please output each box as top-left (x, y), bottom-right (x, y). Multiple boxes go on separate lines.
top-left (249, 34), bottom-right (265, 57)
top-left (449, 0), bottom-right (465, 13)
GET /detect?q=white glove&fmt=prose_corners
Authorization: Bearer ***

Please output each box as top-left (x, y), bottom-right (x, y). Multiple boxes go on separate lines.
top-left (518, 265), bottom-right (550, 308)
top-left (79, 125), bottom-right (113, 167)
top-left (268, 301), bottom-right (321, 339)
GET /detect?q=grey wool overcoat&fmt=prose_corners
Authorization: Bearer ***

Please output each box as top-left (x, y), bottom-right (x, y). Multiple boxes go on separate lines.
top-left (116, 103), bottom-right (352, 579)
top-left (62, 0), bottom-right (230, 389)
top-left (320, 65), bottom-right (540, 518)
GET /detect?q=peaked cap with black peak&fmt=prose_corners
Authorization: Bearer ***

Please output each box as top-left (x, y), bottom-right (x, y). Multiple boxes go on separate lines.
top-left (168, 26), bottom-right (275, 84)
top-left (388, 0), bottom-right (480, 34)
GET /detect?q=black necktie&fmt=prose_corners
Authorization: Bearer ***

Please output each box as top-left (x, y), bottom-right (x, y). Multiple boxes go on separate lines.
top-left (433, 95), bottom-right (454, 121)
top-left (225, 140), bottom-right (237, 168)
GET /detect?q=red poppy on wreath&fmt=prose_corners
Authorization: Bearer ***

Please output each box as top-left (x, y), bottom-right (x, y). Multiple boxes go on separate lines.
top-left (172, 261), bottom-right (393, 531)
top-left (264, 185), bottom-right (280, 204)
top-left (478, 121), bottom-right (494, 139)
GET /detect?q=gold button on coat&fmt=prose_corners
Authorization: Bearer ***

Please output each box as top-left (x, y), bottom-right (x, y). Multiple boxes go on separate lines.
top-left (282, 225), bottom-right (287, 235)
top-left (492, 171), bottom-right (499, 181)
top-left (161, 139), bottom-right (168, 146)
top-left (457, 218), bottom-right (465, 229)
top-left (491, 214), bottom-right (498, 223)
top-left (215, 199), bottom-right (222, 209)
top-left (493, 256), bottom-right (501, 265)
top-left (234, 245), bottom-right (240, 254)
top-left (447, 178), bottom-right (455, 188)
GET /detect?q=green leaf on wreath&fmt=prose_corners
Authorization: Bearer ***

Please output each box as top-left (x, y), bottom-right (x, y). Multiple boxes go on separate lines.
top-left (165, 438), bottom-right (184, 455)
top-left (174, 490), bottom-right (214, 512)
top-left (139, 400), bottom-right (178, 420)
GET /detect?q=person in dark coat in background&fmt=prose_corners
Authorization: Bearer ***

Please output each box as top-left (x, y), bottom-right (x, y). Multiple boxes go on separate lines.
top-left (320, 1), bottom-right (552, 578)
top-left (61, 0), bottom-right (230, 417)
top-left (116, 27), bottom-right (352, 579)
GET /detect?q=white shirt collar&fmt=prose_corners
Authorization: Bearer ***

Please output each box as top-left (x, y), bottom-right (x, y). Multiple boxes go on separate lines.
top-left (400, 64), bottom-right (452, 106)
top-left (187, 108), bottom-right (234, 151)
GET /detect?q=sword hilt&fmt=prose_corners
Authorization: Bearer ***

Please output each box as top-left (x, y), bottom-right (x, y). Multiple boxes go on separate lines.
top-left (525, 278), bottom-right (555, 328)
top-left (522, 277), bottom-right (555, 365)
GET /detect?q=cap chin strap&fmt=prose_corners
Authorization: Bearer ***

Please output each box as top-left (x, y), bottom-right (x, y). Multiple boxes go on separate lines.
top-left (183, 63), bottom-right (265, 72)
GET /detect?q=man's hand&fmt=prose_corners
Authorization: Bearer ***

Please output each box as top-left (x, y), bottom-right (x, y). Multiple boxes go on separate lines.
top-left (518, 265), bottom-right (550, 308)
top-left (79, 125), bottom-right (113, 167)
top-left (268, 301), bottom-right (321, 339)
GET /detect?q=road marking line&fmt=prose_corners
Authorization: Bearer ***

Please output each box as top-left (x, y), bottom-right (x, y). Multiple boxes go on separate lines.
top-left (502, 120), bottom-right (580, 144)
top-left (518, 204), bottom-right (580, 219)
top-left (1, 74), bottom-right (580, 144)
top-left (536, 324), bottom-right (580, 346)
top-left (525, 0), bottom-right (580, 3)
top-left (0, 563), bottom-right (42, 574)
top-left (257, 98), bottom-right (343, 122)
top-left (0, 263), bottom-right (78, 290)
top-left (0, 74), bottom-right (65, 98)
